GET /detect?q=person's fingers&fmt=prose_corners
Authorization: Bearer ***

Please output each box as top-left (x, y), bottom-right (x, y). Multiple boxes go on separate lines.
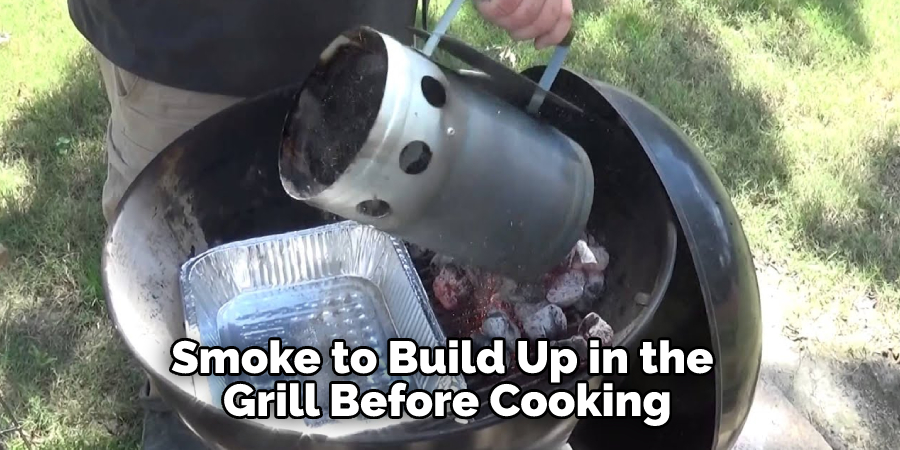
top-left (534, 1), bottom-right (573, 49)
top-left (474, 0), bottom-right (524, 25)
top-left (477, 0), bottom-right (574, 48)
top-left (509, 0), bottom-right (562, 42)
top-left (480, 0), bottom-right (545, 33)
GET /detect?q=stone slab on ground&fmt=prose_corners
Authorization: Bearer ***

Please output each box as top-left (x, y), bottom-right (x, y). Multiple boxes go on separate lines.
top-left (733, 377), bottom-right (832, 450)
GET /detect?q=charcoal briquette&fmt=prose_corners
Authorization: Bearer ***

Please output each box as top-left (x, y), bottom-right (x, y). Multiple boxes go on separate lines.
top-left (547, 269), bottom-right (586, 308)
top-left (522, 303), bottom-right (567, 340)
top-left (579, 312), bottom-right (614, 345)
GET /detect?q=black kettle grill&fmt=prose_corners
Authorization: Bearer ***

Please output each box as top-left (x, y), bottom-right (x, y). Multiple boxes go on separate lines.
top-left (101, 42), bottom-right (762, 449)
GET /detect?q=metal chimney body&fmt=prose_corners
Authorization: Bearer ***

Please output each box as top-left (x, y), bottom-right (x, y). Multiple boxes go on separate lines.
top-left (279, 28), bottom-right (594, 282)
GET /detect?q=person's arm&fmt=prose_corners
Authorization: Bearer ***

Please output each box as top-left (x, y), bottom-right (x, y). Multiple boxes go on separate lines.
top-left (474, 0), bottom-right (574, 49)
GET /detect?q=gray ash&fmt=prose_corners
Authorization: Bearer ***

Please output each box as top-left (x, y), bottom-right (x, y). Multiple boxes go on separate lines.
top-left (405, 235), bottom-right (615, 380)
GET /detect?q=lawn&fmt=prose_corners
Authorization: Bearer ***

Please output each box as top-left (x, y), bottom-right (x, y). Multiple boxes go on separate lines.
top-left (0, 0), bottom-right (898, 448)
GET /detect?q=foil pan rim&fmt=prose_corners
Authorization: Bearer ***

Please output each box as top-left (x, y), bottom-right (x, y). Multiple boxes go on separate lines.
top-left (177, 220), bottom-right (466, 436)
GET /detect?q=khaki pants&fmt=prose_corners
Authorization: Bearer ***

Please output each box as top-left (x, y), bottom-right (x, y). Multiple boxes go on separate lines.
top-left (96, 50), bottom-right (244, 224)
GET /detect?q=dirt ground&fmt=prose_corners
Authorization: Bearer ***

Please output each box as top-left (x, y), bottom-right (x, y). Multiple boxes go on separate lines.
top-left (756, 263), bottom-right (900, 450)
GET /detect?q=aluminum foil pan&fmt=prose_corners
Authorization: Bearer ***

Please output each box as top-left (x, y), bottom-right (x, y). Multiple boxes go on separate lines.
top-left (179, 221), bottom-right (465, 432)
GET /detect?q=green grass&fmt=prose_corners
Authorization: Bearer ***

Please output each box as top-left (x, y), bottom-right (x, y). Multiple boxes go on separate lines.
top-left (0, 0), bottom-right (898, 447)
top-left (0, 1), bottom-right (142, 448)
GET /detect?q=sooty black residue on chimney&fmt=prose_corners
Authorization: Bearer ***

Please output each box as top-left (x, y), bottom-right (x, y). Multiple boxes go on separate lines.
top-left (281, 32), bottom-right (389, 195)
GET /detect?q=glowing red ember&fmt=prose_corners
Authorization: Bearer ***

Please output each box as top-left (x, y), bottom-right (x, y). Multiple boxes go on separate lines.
top-left (424, 238), bottom-right (615, 354)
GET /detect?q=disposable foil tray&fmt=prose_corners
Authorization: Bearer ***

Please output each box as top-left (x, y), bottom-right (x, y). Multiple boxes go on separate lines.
top-left (179, 221), bottom-right (465, 429)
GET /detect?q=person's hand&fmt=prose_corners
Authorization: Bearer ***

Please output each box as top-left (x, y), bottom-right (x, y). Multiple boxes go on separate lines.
top-left (474, 0), bottom-right (574, 50)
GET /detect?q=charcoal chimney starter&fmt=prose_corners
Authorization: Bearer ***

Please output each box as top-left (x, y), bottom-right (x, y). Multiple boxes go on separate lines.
top-left (279, 27), bottom-right (595, 282)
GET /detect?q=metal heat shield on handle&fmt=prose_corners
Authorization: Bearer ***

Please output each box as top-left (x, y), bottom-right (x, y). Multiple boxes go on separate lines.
top-left (422, 0), bottom-right (575, 116)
